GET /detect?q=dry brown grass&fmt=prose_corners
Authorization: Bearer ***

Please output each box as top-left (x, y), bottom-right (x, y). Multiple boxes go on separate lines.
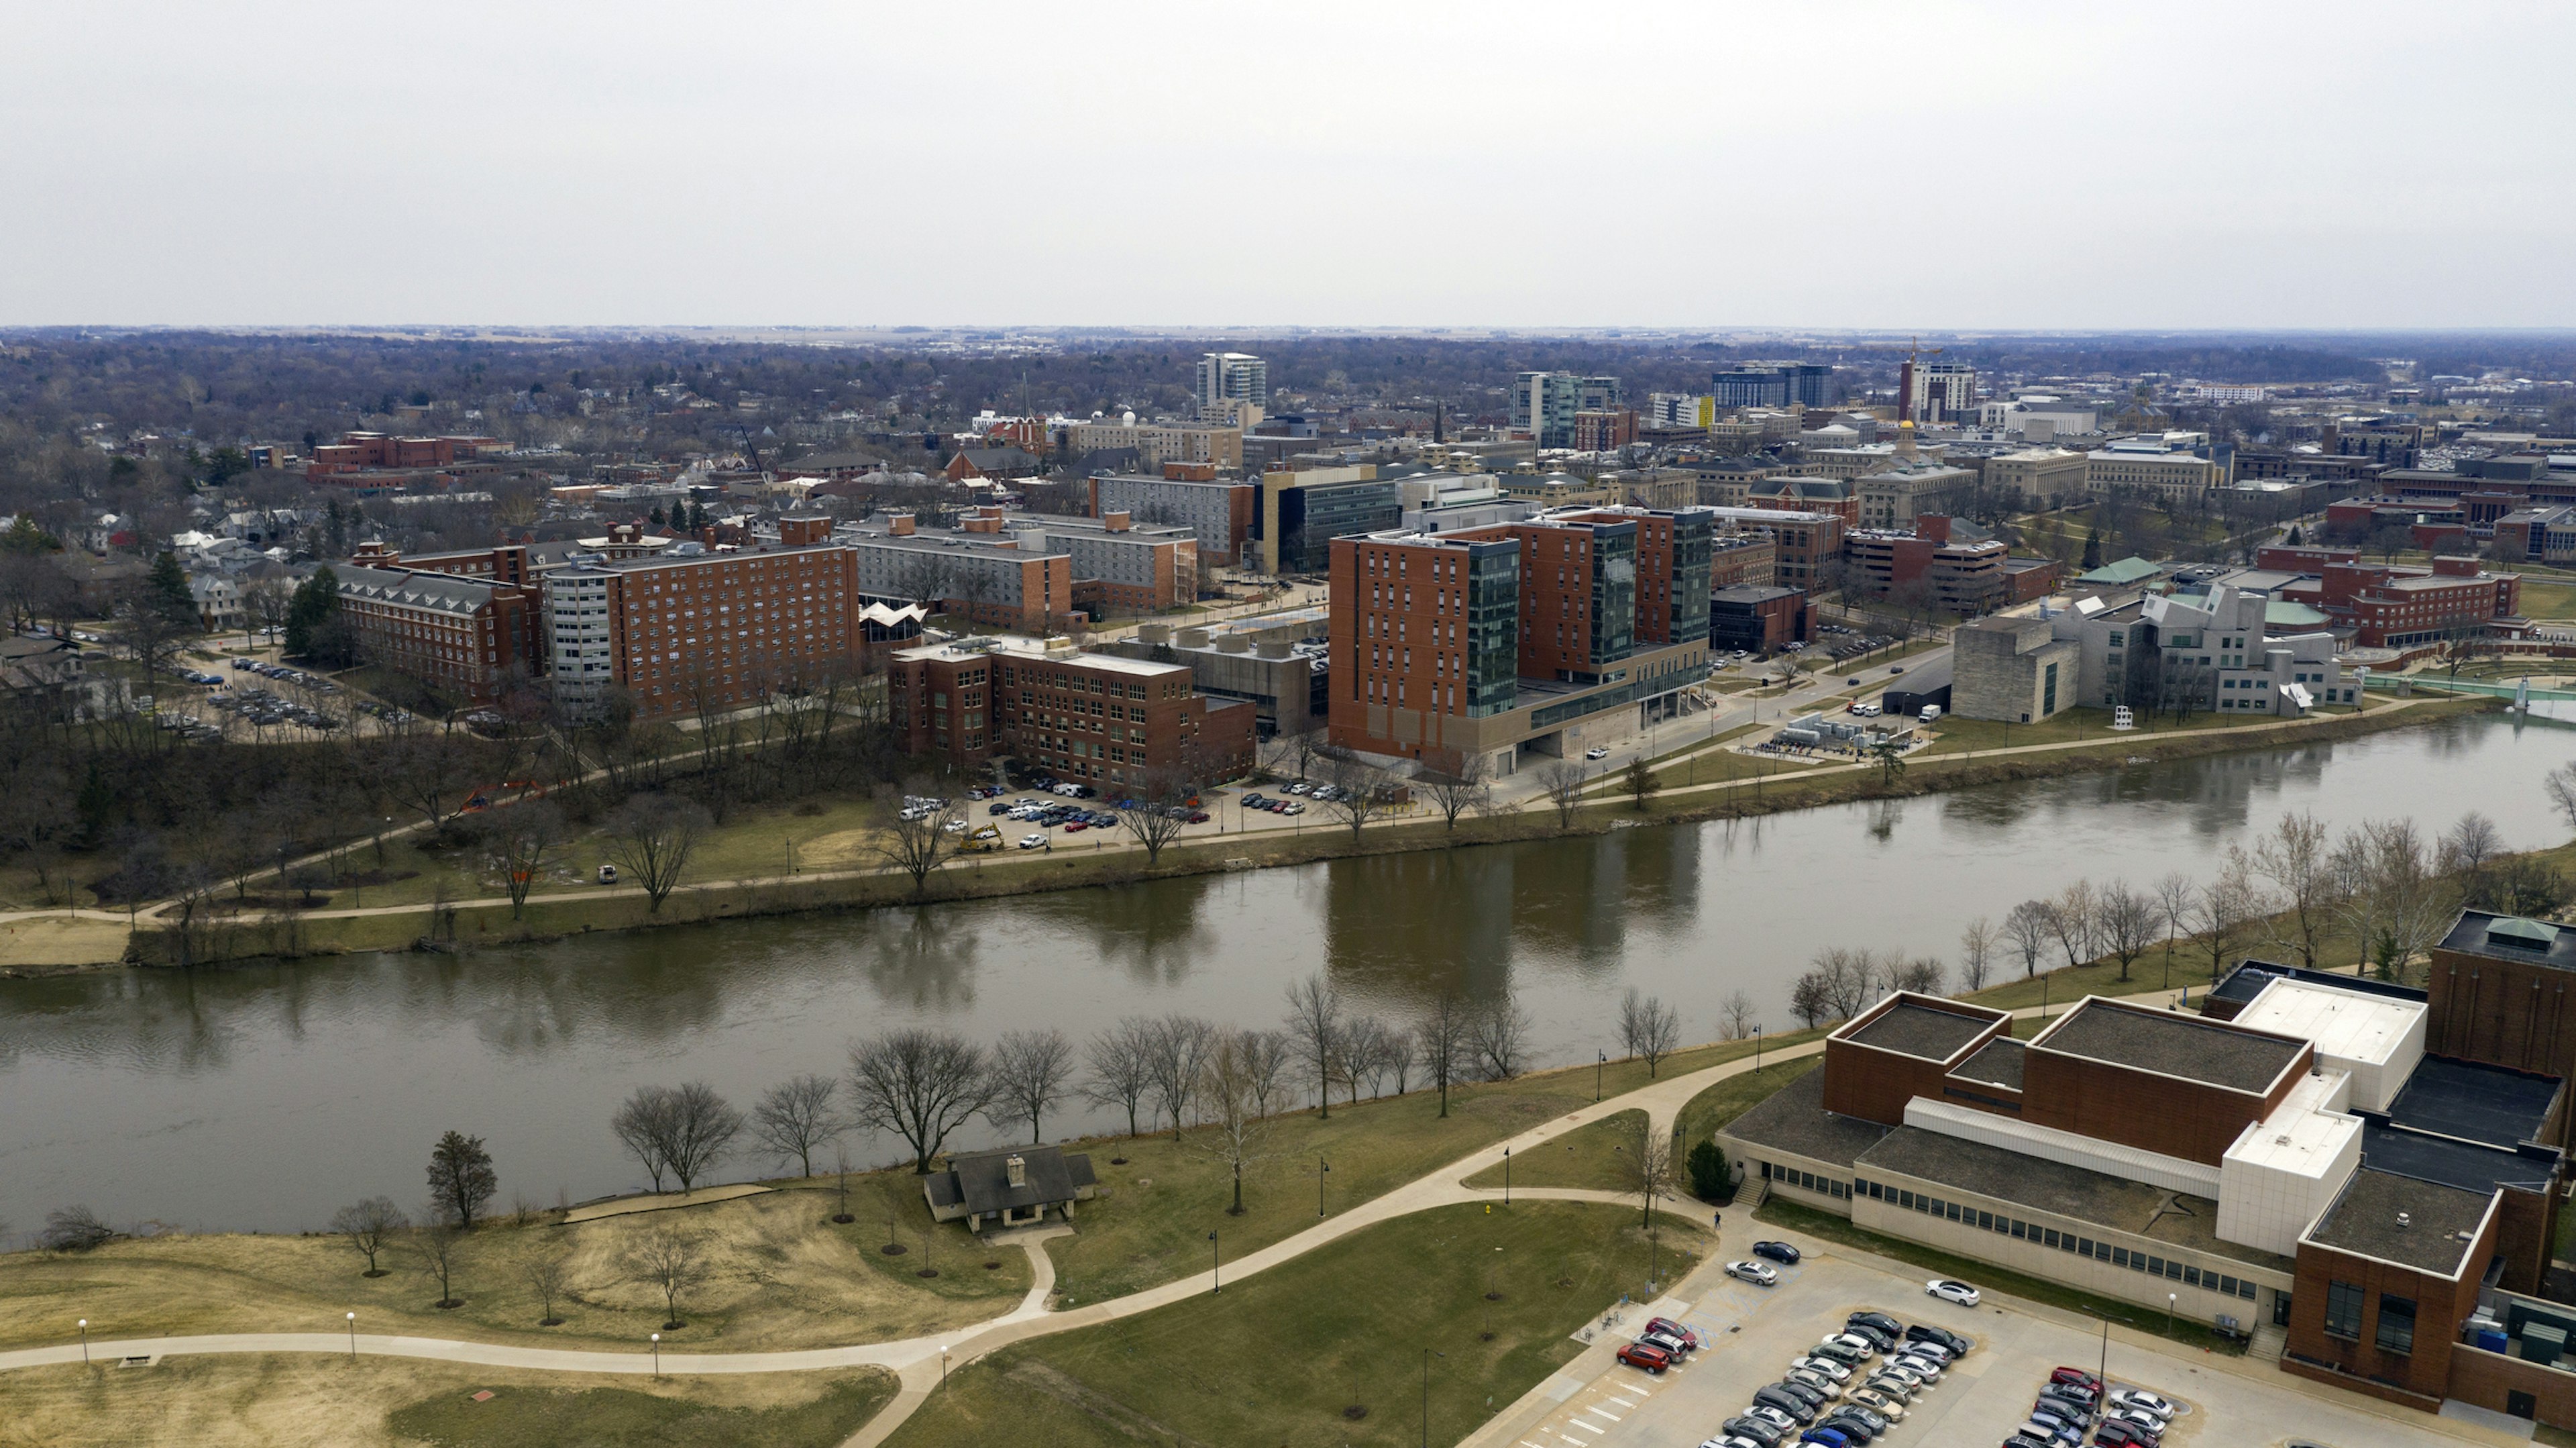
top-left (0, 1355), bottom-right (892, 1448)
top-left (0, 1179), bottom-right (1028, 1356)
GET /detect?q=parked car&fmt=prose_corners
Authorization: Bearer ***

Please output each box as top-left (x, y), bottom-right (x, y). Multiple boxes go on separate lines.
top-left (1615, 1341), bottom-right (1671, 1374)
top-left (1585, 747), bottom-right (1610, 760)
top-left (1720, 1417), bottom-right (1786, 1447)
top-left (1846, 1311), bottom-right (1902, 1339)
top-left (1769, 1377), bottom-right (1828, 1410)
top-left (1639, 1328), bottom-right (1691, 1358)
top-left (1819, 1333), bottom-right (1878, 1359)
top-left (1783, 1367), bottom-right (1842, 1402)
top-left (2046, 1366), bottom-right (2102, 1395)
top-left (1752, 1240), bottom-right (1802, 1264)
top-left (2102, 1410), bottom-right (2164, 1445)
top-left (597, 865), bottom-right (619, 884)
top-left (1839, 1322), bottom-right (1896, 1353)
top-left (1809, 1339), bottom-right (1870, 1367)
top-left (1750, 1386), bottom-right (1817, 1424)
top-left (1018, 833), bottom-right (1048, 849)
top-left (1743, 1404), bottom-right (1799, 1435)
top-left (2094, 1418), bottom-right (2159, 1448)
top-left (1846, 1387), bottom-right (1904, 1420)
top-left (1902, 1323), bottom-right (1972, 1355)
top-left (1925, 1278), bottom-right (1981, 1307)
top-left (2105, 1389), bottom-right (2175, 1420)
top-left (1725, 1260), bottom-right (1779, 1287)
top-left (2013, 1419), bottom-right (2078, 1447)
top-left (1793, 1429), bottom-right (1847, 1448)
top-left (1644, 1316), bottom-right (1699, 1350)
top-left (1788, 1354), bottom-right (1849, 1383)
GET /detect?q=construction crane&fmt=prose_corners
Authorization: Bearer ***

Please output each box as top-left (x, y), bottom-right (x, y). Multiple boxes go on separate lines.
top-left (731, 423), bottom-right (767, 476)
top-left (1859, 335), bottom-right (1946, 424)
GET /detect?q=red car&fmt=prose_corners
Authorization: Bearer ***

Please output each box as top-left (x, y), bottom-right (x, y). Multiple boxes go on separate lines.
top-left (1645, 1316), bottom-right (1701, 1351)
top-left (1064, 821), bottom-right (1087, 833)
top-left (2048, 1367), bottom-right (2102, 1396)
top-left (1616, 1341), bottom-right (1673, 1374)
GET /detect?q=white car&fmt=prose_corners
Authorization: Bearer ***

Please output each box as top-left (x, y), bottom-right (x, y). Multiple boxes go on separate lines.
top-left (1926, 1278), bottom-right (1982, 1307)
top-left (2107, 1389), bottom-right (2176, 1421)
top-left (1744, 1405), bottom-right (1797, 1433)
top-left (1724, 1259), bottom-right (1778, 1287)
top-left (1017, 833), bottom-right (1048, 849)
top-left (1819, 1333), bottom-right (1878, 1358)
top-left (1585, 747), bottom-right (1610, 760)
top-left (1888, 1353), bottom-right (1943, 1383)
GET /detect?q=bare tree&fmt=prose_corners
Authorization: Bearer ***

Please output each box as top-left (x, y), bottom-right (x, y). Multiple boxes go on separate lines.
top-left (331, 1196), bottom-right (408, 1277)
top-left (1957, 917), bottom-right (1997, 993)
top-left (875, 787), bottom-right (960, 897)
top-left (1619, 1114), bottom-right (1676, 1229)
top-left (1316, 752), bottom-right (1395, 843)
top-left (1468, 1001), bottom-right (1535, 1081)
top-left (1193, 1029), bottom-right (1277, 1215)
top-left (1617, 988), bottom-right (1682, 1078)
top-left (2353, 819), bottom-right (2456, 982)
top-left (642, 1082), bottom-right (743, 1194)
top-left (624, 1224), bottom-right (708, 1330)
top-left (1379, 1025), bottom-right (1417, 1096)
top-left (2546, 762), bottom-right (2576, 837)
top-left (1790, 970), bottom-right (1833, 1028)
top-left (2049, 880), bottom-right (2098, 968)
top-left (1719, 989), bottom-right (1759, 1041)
top-left (1241, 1027), bottom-right (1298, 1117)
top-left (1419, 755), bottom-right (1492, 835)
top-left (1281, 973), bottom-right (1344, 1119)
top-left (413, 1223), bottom-right (470, 1308)
top-left (1540, 760), bottom-right (1588, 829)
top-left (2002, 900), bottom-right (2053, 978)
top-left (1142, 1015), bottom-right (1217, 1141)
top-left (2249, 811), bottom-right (2337, 968)
top-left (1891, 955), bottom-right (1947, 995)
top-left (2096, 880), bottom-right (2161, 983)
top-left (1081, 1017), bottom-right (1158, 1139)
top-left (602, 792), bottom-right (710, 913)
top-left (1416, 994), bottom-right (1472, 1117)
top-left (987, 1027), bottom-right (1077, 1145)
top-left (470, 799), bottom-right (568, 920)
top-left (1114, 766), bottom-right (1195, 866)
top-left (40, 1205), bottom-right (115, 1253)
top-left (2151, 871), bottom-right (2196, 977)
top-left (523, 1247), bottom-right (574, 1327)
top-left (847, 1029), bottom-right (995, 1174)
top-left (749, 1074), bottom-right (845, 1178)
top-left (2440, 811), bottom-right (2504, 878)
top-left (2193, 859), bottom-right (2267, 980)
top-left (613, 1086), bottom-right (680, 1193)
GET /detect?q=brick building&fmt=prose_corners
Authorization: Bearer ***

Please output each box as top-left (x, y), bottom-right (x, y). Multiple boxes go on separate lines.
top-left (332, 561), bottom-right (542, 704)
top-left (1707, 532), bottom-right (1776, 589)
top-left (1708, 584), bottom-right (1813, 653)
top-left (1840, 515), bottom-right (2007, 614)
top-left (1004, 509), bottom-right (1199, 615)
top-left (888, 635), bottom-right (1255, 786)
top-left (2296, 557), bottom-right (2522, 648)
top-left (841, 514), bottom-right (1077, 635)
top-left (1703, 506), bottom-right (1846, 592)
top-left (1090, 467), bottom-right (1258, 567)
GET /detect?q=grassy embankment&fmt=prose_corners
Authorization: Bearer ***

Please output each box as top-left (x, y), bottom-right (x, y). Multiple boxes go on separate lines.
top-left (95, 692), bottom-right (2493, 970)
top-left (885, 1202), bottom-right (1703, 1448)
top-left (0, 1177), bottom-right (1026, 1356)
top-left (0, 1359), bottom-right (894, 1448)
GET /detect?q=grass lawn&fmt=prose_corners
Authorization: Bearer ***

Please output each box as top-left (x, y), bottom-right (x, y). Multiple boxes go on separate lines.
top-left (1917, 706), bottom-right (2270, 758)
top-left (0, 1180), bottom-right (1026, 1356)
top-left (1966, 947), bottom-right (2214, 1013)
top-left (1044, 1033), bottom-right (1817, 1306)
top-left (888, 1202), bottom-right (1705, 1448)
top-left (2510, 578), bottom-right (2576, 620)
top-left (0, 1357), bottom-right (892, 1448)
top-left (1595, 745), bottom-right (1828, 798)
top-left (1463, 1109), bottom-right (1649, 1192)
top-left (1676, 1054), bottom-right (1823, 1149)
top-left (1754, 1198), bottom-right (2247, 1357)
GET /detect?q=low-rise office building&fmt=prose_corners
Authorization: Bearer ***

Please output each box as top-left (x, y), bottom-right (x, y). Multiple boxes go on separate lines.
top-left (1719, 953), bottom-right (2576, 1428)
top-left (1703, 507), bottom-right (1845, 592)
top-left (1089, 468), bottom-right (1257, 568)
top-left (1709, 584), bottom-right (1813, 654)
top-left (1119, 616), bottom-right (1329, 739)
top-left (888, 634), bottom-right (1256, 785)
top-left (1841, 515), bottom-right (2007, 615)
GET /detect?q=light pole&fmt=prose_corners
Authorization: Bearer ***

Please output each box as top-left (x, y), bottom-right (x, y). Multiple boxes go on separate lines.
top-left (346, 1311), bottom-right (357, 1361)
top-left (1318, 1154), bottom-right (1330, 1217)
top-left (77, 1318), bottom-right (88, 1365)
top-left (650, 1332), bottom-right (661, 1378)
top-left (1208, 1230), bottom-right (1221, 1294)
top-left (1421, 1347), bottom-right (1445, 1448)
top-left (1502, 1147), bottom-right (1511, 1206)
top-left (1595, 1050), bottom-right (1605, 1102)
top-left (1754, 1025), bottom-right (1763, 1072)
top-left (2166, 1293), bottom-right (2176, 1339)
top-left (939, 1345), bottom-right (950, 1388)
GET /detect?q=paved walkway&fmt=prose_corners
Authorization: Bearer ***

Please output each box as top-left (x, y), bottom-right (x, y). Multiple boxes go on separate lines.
top-left (558, 1183), bottom-right (772, 1225)
top-left (0, 992), bottom-right (2194, 1447)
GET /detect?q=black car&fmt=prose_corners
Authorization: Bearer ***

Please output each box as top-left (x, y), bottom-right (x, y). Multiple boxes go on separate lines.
top-left (1721, 1417), bottom-right (1786, 1447)
top-left (1750, 1386), bottom-right (1817, 1425)
top-left (1817, 1412), bottom-right (1879, 1444)
top-left (1752, 1240), bottom-right (1802, 1265)
top-left (1902, 1323), bottom-right (1972, 1355)
top-left (1840, 1322), bottom-right (1896, 1353)
top-left (1770, 1378), bottom-right (1827, 1410)
top-left (1847, 1311), bottom-right (1904, 1340)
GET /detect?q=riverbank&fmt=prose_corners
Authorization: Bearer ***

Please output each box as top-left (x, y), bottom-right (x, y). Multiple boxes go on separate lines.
top-left (42, 690), bottom-right (2485, 974)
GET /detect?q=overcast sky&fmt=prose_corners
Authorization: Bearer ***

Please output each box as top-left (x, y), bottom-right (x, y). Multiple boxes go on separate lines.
top-left (5, 1), bottom-right (2571, 330)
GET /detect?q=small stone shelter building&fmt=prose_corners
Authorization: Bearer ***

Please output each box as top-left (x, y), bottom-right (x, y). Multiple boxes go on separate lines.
top-left (923, 1146), bottom-right (1098, 1231)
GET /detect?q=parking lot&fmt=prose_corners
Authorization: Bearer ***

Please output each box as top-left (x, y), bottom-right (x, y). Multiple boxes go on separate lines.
top-left (1491, 1234), bottom-right (2498, 1448)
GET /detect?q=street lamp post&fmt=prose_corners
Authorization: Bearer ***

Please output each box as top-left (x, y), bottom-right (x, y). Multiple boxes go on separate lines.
top-left (1754, 1025), bottom-right (1763, 1072)
top-left (1318, 1154), bottom-right (1330, 1217)
top-left (77, 1318), bottom-right (88, 1365)
top-left (2166, 1293), bottom-right (2176, 1338)
top-left (346, 1311), bottom-right (357, 1361)
top-left (1503, 1147), bottom-right (1511, 1206)
top-left (1596, 1050), bottom-right (1605, 1102)
top-left (1421, 1347), bottom-right (1445, 1448)
top-left (1208, 1230), bottom-right (1221, 1294)
top-left (649, 1332), bottom-right (661, 1378)
top-left (939, 1346), bottom-right (950, 1388)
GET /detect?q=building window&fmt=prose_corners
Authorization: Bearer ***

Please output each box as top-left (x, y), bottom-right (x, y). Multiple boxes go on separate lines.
top-left (2324, 1280), bottom-right (2364, 1341)
top-left (2375, 1294), bottom-right (2415, 1355)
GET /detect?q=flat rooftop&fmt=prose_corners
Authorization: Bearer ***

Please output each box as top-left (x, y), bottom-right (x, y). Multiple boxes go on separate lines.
top-left (2208, 960), bottom-right (2427, 1010)
top-left (1949, 1037), bottom-right (2027, 1091)
top-left (2233, 978), bottom-right (2425, 1068)
top-left (2035, 998), bottom-right (2304, 1094)
top-left (1856, 1127), bottom-right (2291, 1274)
top-left (1844, 1002), bottom-right (1998, 1063)
top-left (2305, 1168), bottom-right (2494, 1278)
top-left (2443, 911), bottom-right (2576, 972)
top-left (1717, 1068), bottom-right (1892, 1169)
top-left (891, 636), bottom-right (1186, 676)
top-left (2387, 1055), bottom-right (2563, 1151)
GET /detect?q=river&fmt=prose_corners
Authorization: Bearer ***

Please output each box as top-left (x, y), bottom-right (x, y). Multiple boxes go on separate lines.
top-left (2, 711), bottom-right (2567, 1237)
